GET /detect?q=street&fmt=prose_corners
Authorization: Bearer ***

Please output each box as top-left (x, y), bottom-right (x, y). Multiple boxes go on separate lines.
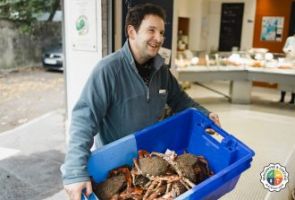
top-left (0, 67), bottom-right (65, 133)
top-left (0, 67), bottom-right (67, 200)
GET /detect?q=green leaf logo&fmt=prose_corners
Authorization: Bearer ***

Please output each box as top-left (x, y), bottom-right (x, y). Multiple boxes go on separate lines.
top-left (75, 15), bottom-right (88, 35)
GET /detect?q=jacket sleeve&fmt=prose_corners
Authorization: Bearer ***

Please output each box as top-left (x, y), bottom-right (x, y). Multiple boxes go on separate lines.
top-left (61, 64), bottom-right (115, 185)
top-left (166, 68), bottom-right (210, 116)
top-left (283, 37), bottom-right (290, 54)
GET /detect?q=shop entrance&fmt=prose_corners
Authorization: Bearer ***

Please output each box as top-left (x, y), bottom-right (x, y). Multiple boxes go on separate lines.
top-left (218, 3), bottom-right (244, 51)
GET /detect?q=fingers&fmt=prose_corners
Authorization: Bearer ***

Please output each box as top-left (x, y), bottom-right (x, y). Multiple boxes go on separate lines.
top-left (209, 113), bottom-right (221, 127)
top-left (65, 187), bottom-right (82, 200)
top-left (85, 181), bottom-right (93, 197)
top-left (64, 181), bottom-right (92, 200)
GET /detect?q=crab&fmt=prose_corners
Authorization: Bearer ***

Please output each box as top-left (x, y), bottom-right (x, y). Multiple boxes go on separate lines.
top-left (132, 150), bottom-right (197, 199)
top-left (93, 166), bottom-right (144, 200)
top-left (93, 149), bottom-right (213, 200)
top-left (132, 150), bottom-right (170, 177)
top-left (175, 153), bottom-right (213, 184)
top-left (150, 152), bottom-right (195, 189)
top-left (92, 172), bottom-right (126, 200)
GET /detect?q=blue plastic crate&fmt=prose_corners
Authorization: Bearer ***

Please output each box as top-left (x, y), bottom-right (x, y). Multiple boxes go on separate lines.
top-left (87, 108), bottom-right (255, 200)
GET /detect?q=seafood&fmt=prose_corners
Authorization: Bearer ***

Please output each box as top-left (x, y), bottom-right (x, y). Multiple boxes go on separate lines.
top-left (93, 149), bottom-right (213, 200)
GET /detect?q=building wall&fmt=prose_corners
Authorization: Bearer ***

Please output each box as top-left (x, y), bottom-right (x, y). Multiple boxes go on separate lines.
top-left (253, 0), bottom-right (293, 53)
top-left (207, 0), bottom-right (256, 51)
top-left (0, 20), bottom-right (61, 69)
top-left (181, 0), bottom-right (202, 51)
top-left (174, 0), bottom-right (209, 51)
top-left (199, 0), bottom-right (210, 51)
top-left (114, 0), bottom-right (122, 51)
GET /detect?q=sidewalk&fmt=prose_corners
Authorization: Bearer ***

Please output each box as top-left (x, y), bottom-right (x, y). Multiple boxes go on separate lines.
top-left (0, 109), bottom-right (67, 200)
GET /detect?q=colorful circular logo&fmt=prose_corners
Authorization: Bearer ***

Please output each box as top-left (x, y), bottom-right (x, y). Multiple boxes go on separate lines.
top-left (260, 163), bottom-right (288, 192)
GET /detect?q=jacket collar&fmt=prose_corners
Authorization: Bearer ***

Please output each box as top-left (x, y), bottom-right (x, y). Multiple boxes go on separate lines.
top-left (121, 40), bottom-right (164, 71)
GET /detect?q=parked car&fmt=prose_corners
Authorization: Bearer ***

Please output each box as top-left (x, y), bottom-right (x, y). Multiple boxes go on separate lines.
top-left (42, 43), bottom-right (63, 71)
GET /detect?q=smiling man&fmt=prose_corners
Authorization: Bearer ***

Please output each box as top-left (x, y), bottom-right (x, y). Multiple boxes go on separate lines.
top-left (129, 15), bottom-right (164, 63)
top-left (61, 3), bottom-right (220, 200)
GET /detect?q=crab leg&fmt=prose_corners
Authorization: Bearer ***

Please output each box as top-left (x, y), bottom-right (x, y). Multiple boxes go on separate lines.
top-left (146, 184), bottom-right (166, 200)
top-left (143, 180), bottom-right (159, 200)
top-left (133, 158), bottom-right (143, 174)
top-left (149, 175), bottom-right (180, 183)
top-left (165, 183), bottom-right (172, 194)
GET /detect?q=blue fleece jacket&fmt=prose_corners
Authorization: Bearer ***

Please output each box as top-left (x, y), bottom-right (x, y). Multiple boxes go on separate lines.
top-left (61, 41), bottom-right (210, 184)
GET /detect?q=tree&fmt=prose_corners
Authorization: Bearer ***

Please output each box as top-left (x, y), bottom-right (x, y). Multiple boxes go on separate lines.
top-left (0, 0), bottom-right (61, 33)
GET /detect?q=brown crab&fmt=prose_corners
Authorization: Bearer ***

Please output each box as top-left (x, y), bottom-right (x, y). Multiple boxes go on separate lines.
top-left (93, 166), bottom-right (144, 200)
top-left (132, 150), bottom-right (198, 199)
top-left (93, 149), bottom-right (213, 200)
top-left (132, 150), bottom-right (170, 177)
top-left (175, 153), bottom-right (213, 184)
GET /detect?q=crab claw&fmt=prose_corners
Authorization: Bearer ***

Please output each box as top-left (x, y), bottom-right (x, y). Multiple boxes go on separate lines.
top-left (138, 149), bottom-right (150, 158)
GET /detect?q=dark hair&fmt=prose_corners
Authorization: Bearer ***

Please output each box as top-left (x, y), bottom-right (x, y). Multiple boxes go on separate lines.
top-left (125, 3), bottom-right (166, 38)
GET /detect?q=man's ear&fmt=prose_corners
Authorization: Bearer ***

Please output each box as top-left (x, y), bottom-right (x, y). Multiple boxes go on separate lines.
top-left (127, 25), bottom-right (136, 40)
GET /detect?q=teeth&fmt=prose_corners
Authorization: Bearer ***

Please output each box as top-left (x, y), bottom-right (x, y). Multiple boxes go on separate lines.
top-left (149, 44), bottom-right (158, 48)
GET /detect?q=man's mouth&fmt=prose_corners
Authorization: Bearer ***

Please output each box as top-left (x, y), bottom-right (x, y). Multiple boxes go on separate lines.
top-left (148, 43), bottom-right (160, 49)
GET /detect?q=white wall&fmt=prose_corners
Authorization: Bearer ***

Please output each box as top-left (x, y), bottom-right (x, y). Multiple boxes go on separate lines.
top-left (63, 0), bottom-right (102, 138)
top-left (207, 0), bottom-right (256, 51)
top-left (114, 0), bottom-right (122, 51)
top-left (200, 0), bottom-right (210, 50)
top-left (207, 0), bottom-right (221, 51)
top-left (174, 0), bottom-right (203, 51)
top-left (187, 0), bottom-right (203, 51)
top-left (242, 0), bottom-right (256, 50)
top-left (172, 0), bottom-right (256, 52)
top-left (170, 1), bottom-right (179, 70)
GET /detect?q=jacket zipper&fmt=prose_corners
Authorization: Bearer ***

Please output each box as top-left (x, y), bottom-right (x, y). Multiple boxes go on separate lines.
top-left (146, 70), bottom-right (157, 103)
top-left (146, 89), bottom-right (150, 103)
top-left (131, 61), bottom-right (159, 103)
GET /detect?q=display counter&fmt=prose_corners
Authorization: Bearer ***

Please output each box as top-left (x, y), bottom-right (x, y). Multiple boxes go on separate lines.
top-left (176, 65), bottom-right (295, 104)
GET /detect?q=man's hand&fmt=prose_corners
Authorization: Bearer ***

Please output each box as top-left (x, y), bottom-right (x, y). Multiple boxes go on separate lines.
top-left (209, 112), bottom-right (221, 127)
top-left (64, 181), bottom-right (92, 200)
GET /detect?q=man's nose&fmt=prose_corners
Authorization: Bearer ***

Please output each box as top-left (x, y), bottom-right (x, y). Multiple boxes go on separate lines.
top-left (154, 32), bottom-right (164, 43)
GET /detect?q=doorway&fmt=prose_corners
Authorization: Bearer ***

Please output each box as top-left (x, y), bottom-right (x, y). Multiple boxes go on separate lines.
top-left (288, 1), bottom-right (295, 36)
top-left (218, 3), bottom-right (244, 51)
top-left (177, 17), bottom-right (190, 50)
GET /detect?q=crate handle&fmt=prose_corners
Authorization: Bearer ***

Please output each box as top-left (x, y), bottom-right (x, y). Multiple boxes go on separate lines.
top-left (204, 128), bottom-right (238, 152)
top-left (205, 128), bottom-right (224, 143)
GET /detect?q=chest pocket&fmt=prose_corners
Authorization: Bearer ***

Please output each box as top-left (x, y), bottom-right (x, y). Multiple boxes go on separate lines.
top-left (152, 89), bottom-right (168, 121)
top-left (158, 89), bottom-right (168, 103)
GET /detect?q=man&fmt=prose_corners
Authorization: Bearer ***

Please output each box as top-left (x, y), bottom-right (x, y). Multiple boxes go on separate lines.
top-left (61, 3), bottom-right (220, 200)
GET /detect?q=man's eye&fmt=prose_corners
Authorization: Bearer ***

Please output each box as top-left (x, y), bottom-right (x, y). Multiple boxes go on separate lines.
top-left (148, 29), bottom-right (155, 33)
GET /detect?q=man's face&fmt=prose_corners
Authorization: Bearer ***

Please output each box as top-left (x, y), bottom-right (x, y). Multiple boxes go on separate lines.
top-left (129, 15), bottom-right (165, 63)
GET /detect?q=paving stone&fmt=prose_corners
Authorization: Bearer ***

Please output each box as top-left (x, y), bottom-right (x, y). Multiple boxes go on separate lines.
top-left (0, 167), bottom-right (41, 200)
